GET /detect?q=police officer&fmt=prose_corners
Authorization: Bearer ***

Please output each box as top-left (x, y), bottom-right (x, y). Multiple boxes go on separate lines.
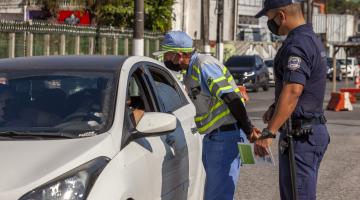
top-left (156, 31), bottom-right (263, 200)
top-left (255, 1), bottom-right (330, 199)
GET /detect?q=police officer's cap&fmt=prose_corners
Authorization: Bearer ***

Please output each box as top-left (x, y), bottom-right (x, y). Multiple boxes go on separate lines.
top-left (255, 0), bottom-right (304, 18)
top-left (153, 31), bottom-right (194, 56)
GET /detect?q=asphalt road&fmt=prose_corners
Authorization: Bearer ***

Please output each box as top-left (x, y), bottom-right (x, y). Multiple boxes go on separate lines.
top-left (235, 80), bottom-right (360, 200)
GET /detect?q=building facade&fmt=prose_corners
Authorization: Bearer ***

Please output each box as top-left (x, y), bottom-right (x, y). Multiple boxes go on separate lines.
top-left (172, 0), bottom-right (238, 41)
top-left (0, 0), bottom-right (25, 20)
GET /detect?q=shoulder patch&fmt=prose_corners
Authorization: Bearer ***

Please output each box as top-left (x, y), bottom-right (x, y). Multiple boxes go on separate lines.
top-left (288, 56), bottom-right (301, 71)
top-left (207, 77), bottom-right (213, 86)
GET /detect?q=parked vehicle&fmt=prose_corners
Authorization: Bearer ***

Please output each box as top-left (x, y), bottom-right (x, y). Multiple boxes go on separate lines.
top-left (225, 55), bottom-right (270, 92)
top-left (0, 56), bottom-right (205, 200)
top-left (327, 58), bottom-right (343, 81)
top-left (264, 59), bottom-right (275, 86)
top-left (338, 57), bottom-right (359, 79)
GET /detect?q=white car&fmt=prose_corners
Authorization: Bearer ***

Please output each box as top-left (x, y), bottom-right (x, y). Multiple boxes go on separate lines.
top-left (0, 56), bottom-right (205, 200)
top-left (338, 57), bottom-right (359, 79)
top-left (264, 59), bottom-right (275, 86)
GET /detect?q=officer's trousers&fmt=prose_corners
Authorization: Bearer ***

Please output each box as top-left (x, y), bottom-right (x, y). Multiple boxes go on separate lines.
top-left (279, 124), bottom-right (330, 200)
top-left (202, 128), bottom-right (247, 200)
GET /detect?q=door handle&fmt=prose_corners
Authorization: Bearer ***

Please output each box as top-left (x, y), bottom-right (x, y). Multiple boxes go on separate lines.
top-left (165, 135), bottom-right (175, 147)
top-left (191, 128), bottom-right (198, 134)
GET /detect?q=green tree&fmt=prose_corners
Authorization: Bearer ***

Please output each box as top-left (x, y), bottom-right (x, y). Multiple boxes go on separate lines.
top-left (145, 0), bottom-right (174, 32)
top-left (36, 0), bottom-right (61, 19)
top-left (97, 0), bottom-right (134, 28)
top-left (97, 0), bottom-right (174, 32)
top-left (327, 0), bottom-right (360, 15)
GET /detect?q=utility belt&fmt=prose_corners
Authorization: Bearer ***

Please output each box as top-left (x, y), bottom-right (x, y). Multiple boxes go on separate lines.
top-left (280, 115), bottom-right (327, 138)
top-left (210, 123), bottom-right (239, 134)
top-left (279, 115), bottom-right (327, 155)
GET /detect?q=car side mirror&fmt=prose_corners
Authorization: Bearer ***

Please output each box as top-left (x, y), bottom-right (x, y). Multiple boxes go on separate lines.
top-left (135, 112), bottom-right (177, 136)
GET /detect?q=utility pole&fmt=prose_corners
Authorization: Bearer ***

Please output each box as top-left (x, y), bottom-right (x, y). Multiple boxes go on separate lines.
top-left (202, 0), bottom-right (211, 55)
top-left (133, 0), bottom-right (144, 56)
top-left (307, 0), bottom-right (313, 24)
top-left (216, 0), bottom-right (224, 62)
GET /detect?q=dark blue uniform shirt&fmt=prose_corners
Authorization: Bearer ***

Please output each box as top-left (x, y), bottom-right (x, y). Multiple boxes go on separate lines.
top-left (274, 24), bottom-right (327, 119)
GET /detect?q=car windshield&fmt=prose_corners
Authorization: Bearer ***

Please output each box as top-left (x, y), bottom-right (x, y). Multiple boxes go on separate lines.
top-left (265, 60), bottom-right (273, 67)
top-left (338, 59), bottom-right (352, 65)
top-left (0, 71), bottom-right (116, 138)
top-left (225, 57), bottom-right (255, 68)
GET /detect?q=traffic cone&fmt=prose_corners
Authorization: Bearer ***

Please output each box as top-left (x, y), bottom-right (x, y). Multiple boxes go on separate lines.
top-left (327, 92), bottom-right (353, 111)
top-left (355, 76), bottom-right (360, 89)
top-left (344, 92), bottom-right (353, 111)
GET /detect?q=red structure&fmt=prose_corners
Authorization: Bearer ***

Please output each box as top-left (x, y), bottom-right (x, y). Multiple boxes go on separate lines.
top-left (57, 10), bottom-right (91, 25)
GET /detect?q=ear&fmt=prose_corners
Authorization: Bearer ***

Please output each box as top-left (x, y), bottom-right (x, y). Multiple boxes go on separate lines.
top-left (278, 10), bottom-right (286, 24)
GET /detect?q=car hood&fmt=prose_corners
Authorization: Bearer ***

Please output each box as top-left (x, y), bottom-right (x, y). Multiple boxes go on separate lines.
top-left (0, 133), bottom-right (116, 196)
top-left (227, 67), bottom-right (254, 73)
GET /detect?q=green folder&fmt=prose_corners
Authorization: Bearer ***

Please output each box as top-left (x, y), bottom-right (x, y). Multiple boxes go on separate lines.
top-left (238, 143), bottom-right (255, 164)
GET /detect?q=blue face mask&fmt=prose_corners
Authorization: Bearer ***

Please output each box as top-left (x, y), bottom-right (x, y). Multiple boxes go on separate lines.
top-left (267, 17), bottom-right (280, 36)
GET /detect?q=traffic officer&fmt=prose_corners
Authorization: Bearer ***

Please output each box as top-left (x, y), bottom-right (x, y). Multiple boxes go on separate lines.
top-left (255, 1), bottom-right (330, 200)
top-left (156, 31), bottom-right (262, 200)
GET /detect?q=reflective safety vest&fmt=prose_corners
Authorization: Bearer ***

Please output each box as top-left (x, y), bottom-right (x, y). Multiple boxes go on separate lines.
top-left (184, 54), bottom-right (244, 135)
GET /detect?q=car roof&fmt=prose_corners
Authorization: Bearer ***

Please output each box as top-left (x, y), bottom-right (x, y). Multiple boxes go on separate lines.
top-left (0, 56), bottom-right (127, 72)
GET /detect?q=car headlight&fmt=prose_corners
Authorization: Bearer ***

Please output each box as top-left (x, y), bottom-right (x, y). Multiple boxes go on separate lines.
top-left (19, 157), bottom-right (109, 200)
top-left (244, 72), bottom-right (255, 77)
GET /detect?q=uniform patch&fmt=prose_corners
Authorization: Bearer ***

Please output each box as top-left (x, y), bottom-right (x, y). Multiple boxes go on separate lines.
top-left (207, 77), bottom-right (213, 86)
top-left (288, 56), bottom-right (301, 71)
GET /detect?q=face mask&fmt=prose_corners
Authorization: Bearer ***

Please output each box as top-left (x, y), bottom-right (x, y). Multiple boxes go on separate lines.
top-left (267, 18), bottom-right (280, 36)
top-left (164, 60), bottom-right (182, 72)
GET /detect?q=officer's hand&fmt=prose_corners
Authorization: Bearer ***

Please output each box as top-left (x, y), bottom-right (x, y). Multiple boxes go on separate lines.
top-left (262, 107), bottom-right (275, 124)
top-left (254, 138), bottom-right (273, 157)
top-left (248, 127), bottom-right (261, 143)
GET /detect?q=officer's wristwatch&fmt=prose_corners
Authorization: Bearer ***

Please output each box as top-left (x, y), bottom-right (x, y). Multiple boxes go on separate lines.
top-left (259, 128), bottom-right (276, 140)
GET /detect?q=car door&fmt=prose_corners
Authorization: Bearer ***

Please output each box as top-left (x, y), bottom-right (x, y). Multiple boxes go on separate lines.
top-left (144, 63), bottom-right (205, 200)
top-left (117, 65), bottom-right (170, 200)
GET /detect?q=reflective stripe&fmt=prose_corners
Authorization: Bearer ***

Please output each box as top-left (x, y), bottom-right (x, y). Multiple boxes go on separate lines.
top-left (195, 101), bottom-right (223, 122)
top-left (191, 74), bottom-right (199, 81)
top-left (215, 85), bottom-right (233, 97)
top-left (193, 65), bottom-right (200, 75)
top-left (234, 87), bottom-right (240, 93)
top-left (198, 109), bottom-right (231, 133)
top-left (227, 75), bottom-right (234, 83)
top-left (209, 76), bottom-right (227, 93)
top-left (222, 67), bottom-right (227, 75)
top-left (162, 45), bottom-right (194, 53)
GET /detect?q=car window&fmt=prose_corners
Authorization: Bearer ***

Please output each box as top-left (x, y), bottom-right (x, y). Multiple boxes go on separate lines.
top-left (225, 56), bottom-right (255, 68)
top-left (148, 66), bottom-right (187, 113)
top-left (265, 60), bottom-right (273, 67)
top-left (255, 56), bottom-right (263, 66)
top-left (0, 71), bottom-right (116, 136)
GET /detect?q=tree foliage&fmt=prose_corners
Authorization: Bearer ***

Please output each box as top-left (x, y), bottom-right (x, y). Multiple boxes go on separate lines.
top-left (35, 0), bottom-right (174, 32)
top-left (327, 0), bottom-right (360, 15)
top-left (97, 0), bottom-right (174, 32)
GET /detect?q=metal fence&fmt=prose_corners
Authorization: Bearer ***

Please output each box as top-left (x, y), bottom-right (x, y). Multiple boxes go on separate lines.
top-left (0, 20), bottom-right (163, 59)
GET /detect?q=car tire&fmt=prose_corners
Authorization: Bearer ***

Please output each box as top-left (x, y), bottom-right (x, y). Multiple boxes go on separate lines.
top-left (252, 84), bottom-right (259, 92)
top-left (262, 83), bottom-right (269, 91)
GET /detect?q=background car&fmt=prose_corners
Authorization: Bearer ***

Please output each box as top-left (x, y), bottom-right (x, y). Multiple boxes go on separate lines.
top-left (225, 55), bottom-right (270, 92)
top-left (327, 58), bottom-right (343, 81)
top-left (264, 59), bottom-right (275, 86)
top-left (338, 57), bottom-right (359, 79)
top-left (0, 56), bottom-right (205, 200)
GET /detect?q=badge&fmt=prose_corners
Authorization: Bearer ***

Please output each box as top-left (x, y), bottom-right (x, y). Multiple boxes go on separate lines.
top-left (207, 77), bottom-right (213, 86)
top-left (287, 56), bottom-right (301, 71)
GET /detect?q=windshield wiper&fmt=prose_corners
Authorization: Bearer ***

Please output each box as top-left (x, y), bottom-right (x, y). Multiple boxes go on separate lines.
top-left (0, 131), bottom-right (76, 139)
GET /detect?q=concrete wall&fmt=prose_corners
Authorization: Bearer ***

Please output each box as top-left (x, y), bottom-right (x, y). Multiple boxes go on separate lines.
top-left (172, 0), bottom-right (237, 41)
